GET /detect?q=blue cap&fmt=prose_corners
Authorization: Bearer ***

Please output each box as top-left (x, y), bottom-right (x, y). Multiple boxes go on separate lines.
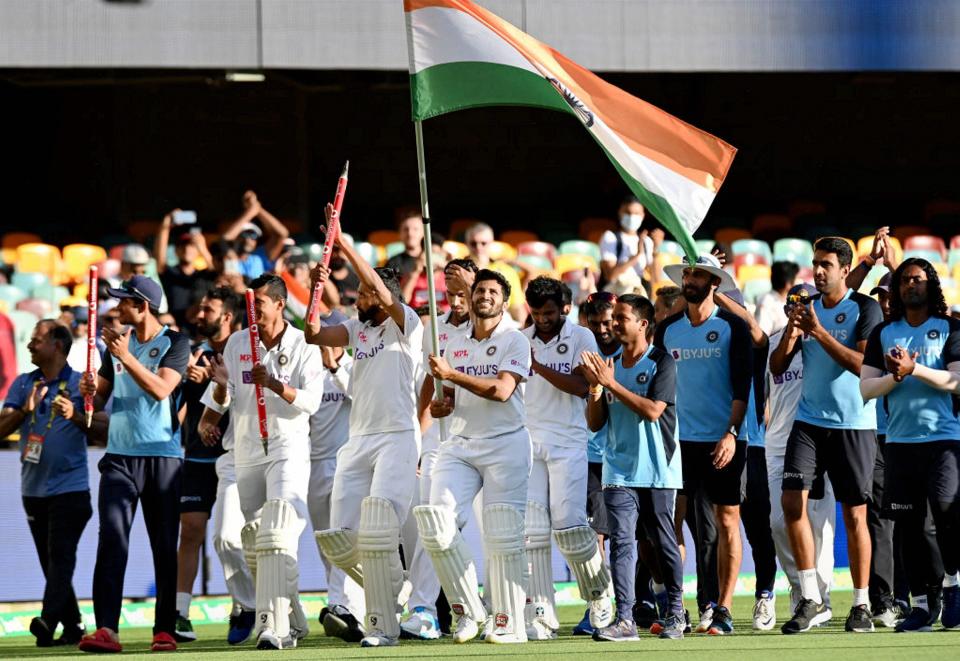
top-left (784, 283), bottom-right (817, 314)
top-left (106, 275), bottom-right (164, 310)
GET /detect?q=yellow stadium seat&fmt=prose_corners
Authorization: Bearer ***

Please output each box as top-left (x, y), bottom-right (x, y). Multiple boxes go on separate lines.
top-left (658, 253), bottom-right (683, 266)
top-left (2, 232), bottom-right (41, 249)
top-left (442, 240), bottom-right (470, 259)
top-left (62, 244), bottom-right (108, 284)
top-left (0, 247), bottom-right (16, 266)
top-left (500, 230), bottom-right (539, 246)
top-left (934, 262), bottom-right (949, 279)
top-left (652, 280), bottom-right (679, 297)
top-left (15, 243), bottom-right (62, 280)
top-left (555, 253), bottom-right (599, 276)
top-left (488, 241), bottom-right (517, 262)
top-left (737, 264), bottom-right (771, 286)
top-left (368, 229), bottom-right (400, 246)
top-left (855, 235), bottom-right (902, 263)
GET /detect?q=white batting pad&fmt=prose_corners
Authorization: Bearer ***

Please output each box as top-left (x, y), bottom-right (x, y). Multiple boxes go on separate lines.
top-left (316, 528), bottom-right (364, 586)
top-left (357, 496), bottom-right (403, 639)
top-left (240, 519), bottom-right (260, 584)
top-left (553, 524), bottom-right (612, 602)
top-left (483, 504), bottom-right (528, 641)
top-left (413, 505), bottom-right (487, 623)
top-left (255, 499), bottom-right (299, 640)
top-left (524, 500), bottom-right (558, 629)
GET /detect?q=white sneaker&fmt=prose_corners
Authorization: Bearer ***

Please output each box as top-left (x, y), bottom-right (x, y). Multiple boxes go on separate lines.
top-left (753, 592), bottom-right (776, 631)
top-left (452, 615), bottom-right (480, 644)
top-left (256, 629), bottom-right (292, 650)
top-left (400, 608), bottom-right (442, 640)
top-left (487, 620), bottom-right (527, 644)
top-left (359, 630), bottom-right (398, 647)
top-left (525, 618), bottom-right (557, 640)
top-left (478, 615), bottom-right (493, 641)
top-left (589, 596), bottom-right (614, 629)
top-left (695, 603), bottom-right (716, 633)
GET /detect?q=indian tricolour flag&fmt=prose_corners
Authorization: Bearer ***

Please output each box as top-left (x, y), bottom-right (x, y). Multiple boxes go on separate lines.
top-left (404, 0), bottom-right (737, 258)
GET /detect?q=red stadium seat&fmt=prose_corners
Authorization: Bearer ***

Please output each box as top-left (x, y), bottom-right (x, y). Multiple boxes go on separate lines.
top-left (516, 241), bottom-right (556, 263)
top-left (951, 235), bottom-right (960, 250)
top-left (733, 253), bottom-right (768, 269)
top-left (892, 225), bottom-right (930, 243)
top-left (578, 217), bottom-right (617, 241)
top-left (367, 229), bottom-right (400, 246)
top-left (903, 235), bottom-right (947, 260)
top-left (16, 297), bottom-right (52, 319)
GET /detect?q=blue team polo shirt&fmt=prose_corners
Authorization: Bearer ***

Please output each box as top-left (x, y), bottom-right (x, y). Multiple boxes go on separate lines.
top-left (795, 290), bottom-right (882, 430)
top-left (864, 315), bottom-right (960, 443)
top-left (587, 345), bottom-right (623, 463)
top-left (99, 326), bottom-right (190, 458)
top-left (602, 345), bottom-right (681, 489)
top-left (654, 307), bottom-right (752, 442)
top-left (4, 364), bottom-right (89, 497)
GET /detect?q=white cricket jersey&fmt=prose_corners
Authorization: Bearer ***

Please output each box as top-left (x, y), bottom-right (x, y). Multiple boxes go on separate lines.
top-left (309, 352), bottom-right (352, 460)
top-left (420, 312), bottom-right (473, 448)
top-left (201, 323), bottom-right (323, 468)
top-left (523, 320), bottom-right (598, 448)
top-left (343, 305), bottom-right (423, 437)
top-left (444, 317), bottom-right (531, 439)
top-left (765, 328), bottom-right (803, 455)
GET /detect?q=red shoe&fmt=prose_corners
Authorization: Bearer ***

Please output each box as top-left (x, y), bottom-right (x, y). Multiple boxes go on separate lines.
top-left (78, 628), bottom-right (122, 653)
top-left (151, 632), bottom-right (177, 652)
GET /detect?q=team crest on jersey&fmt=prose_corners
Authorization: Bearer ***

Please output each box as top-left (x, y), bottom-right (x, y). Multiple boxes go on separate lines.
top-left (706, 331), bottom-right (719, 343)
top-left (927, 329), bottom-right (940, 340)
top-left (486, 345), bottom-right (497, 356)
top-left (835, 312), bottom-right (847, 324)
top-left (148, 348), bottom-right (160, 358)
top-left (358, 331), bottom-right (368, 343)
top-left (605, 391), bottom-right (614, 404)
top-left (557, 342), bottom-right (569, 354)
top-left (636, 372), bottom-right (649, 384)
top-left (278, 353), bottom-right (289, 366)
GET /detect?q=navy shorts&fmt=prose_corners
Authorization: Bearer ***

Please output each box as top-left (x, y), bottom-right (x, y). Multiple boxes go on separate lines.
top-left (782, 421), bottom-right (876, 505)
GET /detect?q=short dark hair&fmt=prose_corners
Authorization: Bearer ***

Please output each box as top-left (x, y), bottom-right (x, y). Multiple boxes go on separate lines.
top-left (620, 194), bottom-right (641, 208)
top-left (618, 293), bottom-right (655, 324)
top-left (39, 319), bottom-right (73, 356)
top-left (205, 286), bottom-right (241, 317)
top-left (472, 268), bottom-right (511, 301)
top-left (814, 237), bottom-right (853, 268)
top-left (583, 298), bottom-right (615, 318)
top-left (374, 267), bottom-right (405, 303)
top-left (770, 261), bottom-right (800, 291)
top-left (250, 273), bottom-right (287, 302)
top-left (395, 207), bottom-right (423, 229)
top-left (414, 304), bottom-right (431, 317)
top-left (445, 258), bottom-right (479, 274)
top-left (655, 285), bottom-right (683, 310)
top-left (525, 276), bottom-right (570, 309)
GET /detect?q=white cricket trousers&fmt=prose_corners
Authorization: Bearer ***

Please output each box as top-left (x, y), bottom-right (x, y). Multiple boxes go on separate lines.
top-left (527, 438), bottom-right (589, 530)
top-left (212, 452), bottom-right (255, 612)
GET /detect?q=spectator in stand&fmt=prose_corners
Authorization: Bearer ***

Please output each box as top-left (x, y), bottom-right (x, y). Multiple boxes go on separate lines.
top-left (464, 222), bottom-right (525, 323)
top-left (0, 310), bottom-right (17, 400)
top-left (653, 285), bottom-right (686, 324)
top-left (599, 196), bottom-right (660, 296)
top-left (385, 209), bottom-right (426, 277)
top-left (209, 241), bottom-right (247, 294)
top-left (221, 191), bottom-right (291, 280)
top-left (326, 243), bottom-right (360, 310)
top-left (156, 210), bottom-right (216, 329)
top-left (119, 244), bottom-right (150, 281)
top-left (399, 238), bottom-right (449, 311)
top-left (63, 307), bottom-right (104, 374)
top-left (755, 262), bottom-right (800, 336)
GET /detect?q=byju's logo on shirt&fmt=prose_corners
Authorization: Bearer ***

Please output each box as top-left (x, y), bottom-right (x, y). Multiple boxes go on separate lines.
top-left (242, 371), bottom-right (253, 384)
top-left (772, 369), bottom-right (802, 385)
top-left (671, 347), bottom-right (722, 361)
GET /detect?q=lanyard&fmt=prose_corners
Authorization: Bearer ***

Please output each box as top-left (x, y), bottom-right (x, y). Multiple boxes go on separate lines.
top-left (28, 379), bottom-right (70, 434)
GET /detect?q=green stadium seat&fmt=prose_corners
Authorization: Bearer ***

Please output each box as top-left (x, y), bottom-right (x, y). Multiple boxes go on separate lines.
top-left (658, 240), bottom-right (685, 257)
top-left (731, 239), bottom-right (772, 263)
top-left (0, 284), bottom-right (28, 309)
top-left (695, 239), bottom-right (716, 255)
top-left (948, 249), bottom-right (960, 271)
top-left (11, 271), bottom-right (49, 296)
top-left (742, 279), bottom-right (773, 305)
top-left (903, 249), bottom-right (944, 264)
top-left (773, 238), bottom-right (814, 268)
top-left (354, 242), bottom-right (379, 267)
top-left (516, 254), bottom-right (553, 272)
top-left (385, 242), bottom-right (406, 259)
top-left (557, 240), bottom-right (601, 264)
top-left (8, 308), bottom-right (39, 373)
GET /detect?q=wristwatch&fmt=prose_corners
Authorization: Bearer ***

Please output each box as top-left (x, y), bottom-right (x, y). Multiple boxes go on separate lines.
top-left (728, 425), bottom-right (739, 437)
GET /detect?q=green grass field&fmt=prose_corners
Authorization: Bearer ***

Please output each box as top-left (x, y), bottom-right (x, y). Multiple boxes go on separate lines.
top-left (3, 594), bottom-right (957, 660)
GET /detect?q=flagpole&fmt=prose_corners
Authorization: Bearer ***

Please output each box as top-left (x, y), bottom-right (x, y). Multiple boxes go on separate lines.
top-left (414, 120), bottom-right (447, 444)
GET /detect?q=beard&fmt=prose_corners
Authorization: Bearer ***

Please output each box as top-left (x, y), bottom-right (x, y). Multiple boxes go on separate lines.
top-left (682, 283), bottom-right (710, 304)
top-left (473, 302), bottom-right (501, 320)
top-left (329, 257), bottom-right (347, 270)
top-left (197, 315), bottom-right (223, 338)
top-left (902, 292), bottom-right (927, 308)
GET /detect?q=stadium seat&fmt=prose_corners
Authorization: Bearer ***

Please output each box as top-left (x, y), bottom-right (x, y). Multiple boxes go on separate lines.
top-left (658, 240), bottom-right (685, 257)
top-left (695, 239), bottom-right (716, 255)
top-left (892, 225), bottom-right (929, 243)
top-left (516, 254), bottom-right (553, 273)
top-left (368, 229), bottom-right (400, 246)
top-left (933, 262), bottom-right (949, 279)
top-left (108, 244), bottom-right (128, 261)
top-left (772, 238), bottom-right (814, 267)
top-left (578, 217), bottom-right (617, 241)
top-left (0, 247), bottom-right (16, 266)
top-left (855, 235), bottom-right (903, 264)
top-left (651, 280), bottom-right (678, 297)
top-left (742, 279), bottom-right (773, 305)
top-left (557, 240), bottom-right (602, 264)
top-left (299, 243), bottom-right (324, 263)
top-left (500, 230), bottom-right (539, 246)
top-left (8, 308), bottom-right (39, 372)
top-left (98, 259), bottom-right (121, 280)
top-left (62, 244), bottom-right (108, 284)
top-left (733, 253), bottom-right (768, 270)
top-left (15, 243), bottom-right (62, 280)
top-left (488, 241), bottom-right (517, 262)
top-left (658, 253), bottom-right (683, 267)
top-left (555, 253), bottom-right (599, 276)
top-left (0, 284), bottom-right (27, 309)
top-left (903, 249), bottom-right (944, 264)
top-left (11, 271), bottom-right (49, 296)
top-left (731, 239), bottom-right (772, 263)
top-left (354, 242), bottom-right (380, 267)
top-left (951, 236), bottom-right (960, 250)
top-left (447, 219), bottom-right (477, 242)
top-left (903, 235), bottom-right (947, 260)
top-left (517, 241), bottom-right (556, 263)
top-left (751, 214), bottom-right (792, 241)
top-left (442, 240), bottom-right (470, 259)
top-left (2, 232), bottom-right (42, 249)
top-left (797, 267), bottom-right (814, 284)
top-left (385, 241), bottom-right (405, 260)
top-left (32, 282), bottom-right (70, 307)
top-left (16, 298), bottom-right (52, 319)
top-left (714, 228), bottom-right (751, 247)
top-left (949, 249), bottom-right (960, 271)
top-left (737, 264), bottom-right (771, 286)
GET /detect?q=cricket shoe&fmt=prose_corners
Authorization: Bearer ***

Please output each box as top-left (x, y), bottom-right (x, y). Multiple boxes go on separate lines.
top-left (633, 600), bottom-right (659, 630)
top-left (29, 617), bottom-right (54, 647)
top-left (360, 629), bottom-right (399, 647)
top-left (753, 591), bottom-right (776, 630)
top-left (590, 595), bottom-right (614, 629)
top-left (942, 585), bottom-right (960, 629)
top-left (526, 617), bottom-right (558, 640)
top-left (707, 606), bottom-right (735, 635)
top-left (895, 607), bottom-right (938, 633)
top-left (227, 610), bottom-right (255, 645)
top-left (845, 604), bottom-right (875, 632)
top-left (593, 619), bottom-right (640, 642)
top-left (400, 607), bottom-right (442, 640)
top-left (322, 604), bottom-right (365, 643)
top-left (782, 598), bottom-right (831, 634)
top-left (694, 602), bottom-right (716, 633)
top-left (872, 601), bottom-right (903, 629)
top-left (659, 613), bottom-right (686, 640)
top-left (487, 614), bottom-right (527, 644)
top-left (572, 608), bottom-right (594, 636)
top-left (451, 614), bottom-right (480, 643)
top-left (173, 614), bottom-right (197, 642)
top-left (256, 628), bottom-right (295, 650)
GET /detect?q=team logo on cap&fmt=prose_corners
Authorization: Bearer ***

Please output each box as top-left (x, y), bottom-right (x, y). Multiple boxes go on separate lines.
top-left (637, 372), bottom-right (649, 384)
top-left (486, 345), bottom-right (497, 356)
top-left (278, 354), bottom-right (289, 366)
top-left (835, 312), bottom-right (847, 324)
top-left (557, 342), bottom-right (569, 354)
top-left (149, 348), bottom-right (160, 358)
top-left (927, 329), bottom-right (940, 340)
top-left (706, 331), bottom-right (719, 343)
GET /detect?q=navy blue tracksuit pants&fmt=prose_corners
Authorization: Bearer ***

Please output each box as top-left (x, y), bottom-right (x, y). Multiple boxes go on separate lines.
top-left (93, 454), bottom-right (182, 634)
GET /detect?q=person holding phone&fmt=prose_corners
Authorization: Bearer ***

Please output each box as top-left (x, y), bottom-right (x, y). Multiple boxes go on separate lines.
top-left (156, 209), bottom-right (215, 329)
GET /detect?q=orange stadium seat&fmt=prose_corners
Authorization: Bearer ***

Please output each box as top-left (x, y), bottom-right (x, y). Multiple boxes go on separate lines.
top-left (500, 230), bottom-right (539, 246)
top-left (892, 225), bottom-right (929, 243)
top-left (0, 247), bottom-right (17, 266)
top-left (855, 234), bottom-right (902, 263)
top-left (904, 235), bottom-right (947, 260)
top-left (714, 228), bottom-right (751, 247)
top-left (733, 253), bottom-right (767, 270)
top-left (442, 240), bottom-right (470, 259)
top-left (15, 243), bottom-right (62, 280)
top-left (62, 244), bottom-right (108, 284)
top-left (488, 241), bottom-right (517, 262)
top-left (516, 241), bottom-right (556, 263)
top-left (2, 232), bottom-right (41, 249)
top-left (367, 229), bottom-right (400, 246)
top-left (578, 217), bottom-right (616, 241)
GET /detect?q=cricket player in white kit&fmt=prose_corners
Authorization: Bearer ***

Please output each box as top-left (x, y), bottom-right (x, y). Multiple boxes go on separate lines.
top-left (415, 269), bottom-right (532, 644)
top-left (306, 310), bottom-right (367, 642)
top-left (402, 259), bottom-right (478, 639)
top-left (522, 277), bottom-right (611, 638)
top-left (199, 274), bottom-right (324, 650)
top-left (306, 216), bottom-right (423, 648)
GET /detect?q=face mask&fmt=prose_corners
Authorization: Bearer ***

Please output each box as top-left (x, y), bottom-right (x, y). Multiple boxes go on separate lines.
top-left (223, 259), bottom-right (241, 275)
top-left (620, 213), bottom-right (644, 232)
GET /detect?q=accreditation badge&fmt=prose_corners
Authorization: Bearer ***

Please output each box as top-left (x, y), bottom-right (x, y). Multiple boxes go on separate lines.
top-left (23, 432), bottom-right (44, 464)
